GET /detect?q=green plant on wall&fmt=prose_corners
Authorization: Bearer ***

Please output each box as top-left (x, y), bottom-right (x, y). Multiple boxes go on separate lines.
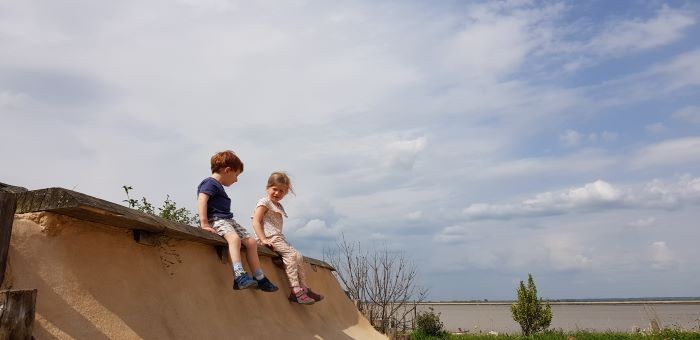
top-left (122, 185), bottom-right (198, 225)
top-left (510, 273), bottom-right (552, 336)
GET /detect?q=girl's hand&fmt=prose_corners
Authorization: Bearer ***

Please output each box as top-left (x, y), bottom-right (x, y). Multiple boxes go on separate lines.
top-left (260, 238), bottom-right (273, 247)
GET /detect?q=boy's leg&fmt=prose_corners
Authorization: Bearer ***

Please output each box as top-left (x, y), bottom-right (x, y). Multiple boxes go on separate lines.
top-left (222, 231), bottom-right (242, 264)
top-left (242, 237), bottom-right (262, 275)
top-left (241, 237), bottom-right (279, 292)
top-left (214, 220), bottom-right (256, 289)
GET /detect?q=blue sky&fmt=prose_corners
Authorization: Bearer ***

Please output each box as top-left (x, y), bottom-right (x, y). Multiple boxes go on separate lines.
top-left (1, 0), bottom-right (699, 300)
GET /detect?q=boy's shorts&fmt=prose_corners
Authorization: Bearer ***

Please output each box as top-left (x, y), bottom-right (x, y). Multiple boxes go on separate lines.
top-left (211, 219), bottom-right (251, 239)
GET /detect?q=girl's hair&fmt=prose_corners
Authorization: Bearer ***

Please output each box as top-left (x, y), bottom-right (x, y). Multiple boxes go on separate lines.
top-left (267, 172), bottom-right (294, 194)
top-left (211, 150), bottom-right (244, 173)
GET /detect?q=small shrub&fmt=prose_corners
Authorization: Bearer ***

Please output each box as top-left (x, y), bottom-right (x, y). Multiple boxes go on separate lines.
top-left (510, 273), bottom-right (552, 336)
top-left (122, 185), bottom-right (198, 225)
top-left (415, 307), bottom-right (445, 336)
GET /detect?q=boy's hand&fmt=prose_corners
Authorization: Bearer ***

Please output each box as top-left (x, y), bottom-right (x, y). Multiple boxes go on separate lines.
top-left (201, 226), bottom-right (218, 234)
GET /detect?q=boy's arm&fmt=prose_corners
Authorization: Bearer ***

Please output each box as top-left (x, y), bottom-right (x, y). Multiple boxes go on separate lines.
top-left (197, 193), bottom-right (217, 234)
top-left (252, 205), bottom-right (271, 246)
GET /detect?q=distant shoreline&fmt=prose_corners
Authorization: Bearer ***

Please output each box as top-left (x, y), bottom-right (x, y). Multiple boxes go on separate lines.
top-left (418, 297), bottom-right (700, 305)
top-left (418, 300), bottom-right (700, 305)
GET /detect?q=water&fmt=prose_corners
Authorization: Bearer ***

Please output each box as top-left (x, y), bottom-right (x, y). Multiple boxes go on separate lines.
top-left (415, 302), bottom-right (700, 334)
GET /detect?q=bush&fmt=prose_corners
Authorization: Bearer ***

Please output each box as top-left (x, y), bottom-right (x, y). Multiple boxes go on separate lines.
top-left (122, 185), bottom-right (198, 225)
top-left (416, 307), bottom-right (445, 336)
top-left (510, 273), bottom-right (552, 336)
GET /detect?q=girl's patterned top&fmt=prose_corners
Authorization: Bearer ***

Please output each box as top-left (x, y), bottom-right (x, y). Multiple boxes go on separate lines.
top-left (255, 197), bottom-right (287, 237)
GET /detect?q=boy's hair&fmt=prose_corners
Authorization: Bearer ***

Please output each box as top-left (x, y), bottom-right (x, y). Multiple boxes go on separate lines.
top-left (211, 150), bottom-right (244, 174)
top-left (267, 172), bottom-right (294, 194)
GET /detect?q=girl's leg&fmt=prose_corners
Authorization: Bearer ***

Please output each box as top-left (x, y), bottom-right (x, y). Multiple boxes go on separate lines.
top-left (294, 251), bottom-right (308, 288)
top-left (274, 244), bottom-right (301, 287)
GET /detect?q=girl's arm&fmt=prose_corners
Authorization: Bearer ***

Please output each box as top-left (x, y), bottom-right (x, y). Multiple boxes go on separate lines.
top-left (197, 193), bottom-right (217, 234)
top-left (252, 205), bottom-right (271, 245)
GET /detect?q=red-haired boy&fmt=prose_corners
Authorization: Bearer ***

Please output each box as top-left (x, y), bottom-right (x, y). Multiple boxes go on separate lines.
top-left (197, 150), bottom-right (278, 292)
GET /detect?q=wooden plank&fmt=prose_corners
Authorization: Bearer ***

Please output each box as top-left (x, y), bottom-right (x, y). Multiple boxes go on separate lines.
top-left (0, 190), bottom-right (18, 286)
top-left (0, 289), bottom-right (37, 340)
top-left (0, 183), bottom-right (28, 194)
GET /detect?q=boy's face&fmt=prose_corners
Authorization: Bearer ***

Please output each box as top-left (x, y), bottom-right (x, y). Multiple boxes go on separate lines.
top-left (221, 167), bottom-right (242, 186)
top-left (266, 185), bottom-right (289, 203)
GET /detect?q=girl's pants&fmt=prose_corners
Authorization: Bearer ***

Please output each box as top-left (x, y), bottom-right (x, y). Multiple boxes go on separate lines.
top-left (267, 235), bottom-right (307, 288)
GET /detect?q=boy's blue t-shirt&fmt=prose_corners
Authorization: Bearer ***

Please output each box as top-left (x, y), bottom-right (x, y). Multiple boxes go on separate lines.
top-left (197, 177), bottom-right (234, 220)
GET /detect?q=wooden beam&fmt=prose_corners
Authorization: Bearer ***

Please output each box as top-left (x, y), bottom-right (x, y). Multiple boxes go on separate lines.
top-left (15, 188), bottom-right (226, 245)
top-left (0, 190), bottom-right (18, 286)
top-left (0, 289), bottom-right (37, 340)
top-left (13, 187), bottom-right (335, 271)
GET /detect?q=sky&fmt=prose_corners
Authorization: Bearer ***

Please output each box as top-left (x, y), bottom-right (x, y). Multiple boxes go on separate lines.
top-left (1, 0), bottom-right (699, 301)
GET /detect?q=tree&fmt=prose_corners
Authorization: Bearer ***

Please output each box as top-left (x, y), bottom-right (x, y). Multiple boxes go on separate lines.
top-left (323, 234), bottom-right (428, 334)
top-left (510, 273), bottom-right (552, 336)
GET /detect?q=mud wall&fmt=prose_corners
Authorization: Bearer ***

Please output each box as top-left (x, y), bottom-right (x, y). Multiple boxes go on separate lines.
top-left (5, 212), bottom-right (383, 339)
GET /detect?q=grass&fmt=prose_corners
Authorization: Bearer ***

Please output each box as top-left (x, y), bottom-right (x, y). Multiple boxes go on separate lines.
top-left (409, 329), bottom-right (700, 340)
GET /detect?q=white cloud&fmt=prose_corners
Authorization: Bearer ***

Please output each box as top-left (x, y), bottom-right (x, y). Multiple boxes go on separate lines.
top-left (464, 180), bottom-right (622, 219)
top-left (649, 241), bottom-right (677, 270)
top-left (0, 91), bottom-right (29, 110)
top-left (646, 122), bottom-right (669, 134)
top-left (479, 149), bottom-right (616, 180)
top-left (406, 211), bottom-right (422, 221)
top-left (384, 137), bottom-right (427, 170)
top-left (559, 129), bottom-right (582, 147)
top-left (464, 176), bottom-right (700, 220)
top-left (627, 217), bottom-right (656, 228)
top-left (293, 219), bottom-right (336, 239)
top-left (588, 131), bottom-right (617, 143)
top-left (633, 137), bottom-right (700, 168)
top-left (672, 106), bottom-right (700, 124)
top-left (587, 6), bottom-right (695, 57)
top-left (543, 233), bottom-right (593, 271)
top-left (650, 49), bottom-right (700, 90)
top-left (433, 225), bottom-right (469, 245)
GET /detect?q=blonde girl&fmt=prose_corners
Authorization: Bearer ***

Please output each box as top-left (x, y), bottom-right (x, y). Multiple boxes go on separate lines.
top-left (252, 172), bottom-right (323, 305)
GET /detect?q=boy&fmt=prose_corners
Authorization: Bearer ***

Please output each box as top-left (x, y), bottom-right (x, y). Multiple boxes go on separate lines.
top-left (197, 150), bottom-right (278, 292)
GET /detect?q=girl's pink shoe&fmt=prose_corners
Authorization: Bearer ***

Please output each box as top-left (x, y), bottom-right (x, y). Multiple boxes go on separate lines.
top-left (305, 288), bottom-right (324, 302)
top-left (289, 289), bottom-right (315, 305)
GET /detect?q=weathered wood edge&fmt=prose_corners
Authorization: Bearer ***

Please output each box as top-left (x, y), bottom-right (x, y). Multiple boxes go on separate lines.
top-left (0, 289), bottom-right (37, 340)
top-left (1, 190), bottom-right (20, 286)
top-left (14, 187), bottom-right (334, 270)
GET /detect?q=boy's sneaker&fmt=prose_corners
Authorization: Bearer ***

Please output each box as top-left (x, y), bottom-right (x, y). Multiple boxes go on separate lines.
top-left (233, 273), bottom-right (258, 290)
top-left (255, 276), bottom-right (279, 292)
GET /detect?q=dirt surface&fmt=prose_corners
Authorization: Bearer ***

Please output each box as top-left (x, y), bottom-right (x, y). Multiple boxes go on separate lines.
top-left (5, 212), bottom-right (385, 339)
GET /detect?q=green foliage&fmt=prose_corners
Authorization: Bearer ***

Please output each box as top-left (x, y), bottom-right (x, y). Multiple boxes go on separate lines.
top-left (122, 185), bottom-right (198, 225)
top-left (415, 307), bottom-right (446, 337)
top-left (510, 273), bottom-right (552, 336)
top-left (434, 329), bottom-right (700, 339)
top-left (410, 329), bottom-right (449, 340)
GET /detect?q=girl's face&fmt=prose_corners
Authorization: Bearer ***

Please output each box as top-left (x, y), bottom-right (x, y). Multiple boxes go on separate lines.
top-left (266, 184), bottom-right (289, 203)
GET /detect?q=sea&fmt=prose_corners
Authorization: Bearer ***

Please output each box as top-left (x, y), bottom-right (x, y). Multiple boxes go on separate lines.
top-left (413, 300), bottom-right (700, 334)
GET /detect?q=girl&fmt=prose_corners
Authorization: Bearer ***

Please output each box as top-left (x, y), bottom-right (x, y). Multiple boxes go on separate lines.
top-left (252, 172), bottom-right (323, 305)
